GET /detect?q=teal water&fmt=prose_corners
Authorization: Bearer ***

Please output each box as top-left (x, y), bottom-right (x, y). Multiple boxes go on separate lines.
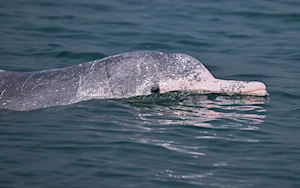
top-left (1, 0), bottom-right (300, 187)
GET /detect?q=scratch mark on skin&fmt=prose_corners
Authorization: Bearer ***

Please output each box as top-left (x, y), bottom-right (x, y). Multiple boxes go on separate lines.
top-left (30, 75), bottom-right (44, 91)
top-left (126, 76), bottom-right (130, 97)
top-left (0, 79), bottom-right (5, 88)
top-left (89, 62), bottom-right (96, 72)
top-left (121, 75), bottom-right (131, 98)
top-left (21, 74), bottom-right (36, 91)
top-left (105, 61), bottom-right (114, 97)
top-left (149, 70), bottom-right (157, 80)
top-left (110, 75), bottom-right (129, 88)
top-left (76, 75), bottom-right (83, 98)
top-left (0, 89), bottom-right (6, 99)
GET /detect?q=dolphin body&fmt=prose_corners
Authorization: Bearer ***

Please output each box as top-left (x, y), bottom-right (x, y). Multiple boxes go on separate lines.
top-left (0, 51), bottom-right (267, 111)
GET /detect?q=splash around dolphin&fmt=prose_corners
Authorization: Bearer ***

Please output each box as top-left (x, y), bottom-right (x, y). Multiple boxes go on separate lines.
top-left (0, 51), bottom-right (267, 111)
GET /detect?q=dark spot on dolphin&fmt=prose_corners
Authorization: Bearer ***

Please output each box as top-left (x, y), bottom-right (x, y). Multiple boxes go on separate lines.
top-left (151, 85), bottom-right (160, 94)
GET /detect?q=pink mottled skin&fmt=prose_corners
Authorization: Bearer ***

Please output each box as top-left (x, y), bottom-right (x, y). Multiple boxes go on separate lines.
top-left (159, 63), bottom-right (267, 96)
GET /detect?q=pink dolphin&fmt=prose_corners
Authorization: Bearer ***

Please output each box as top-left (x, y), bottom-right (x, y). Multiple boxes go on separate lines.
top-left (0, 51), bottom-right (267, 111)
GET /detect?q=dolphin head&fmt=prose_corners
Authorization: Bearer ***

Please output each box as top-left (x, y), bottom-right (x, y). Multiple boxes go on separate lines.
top-left (156, 53), bottom-right (267, 96)
top-left (95, 51), bottom-right (267, 99)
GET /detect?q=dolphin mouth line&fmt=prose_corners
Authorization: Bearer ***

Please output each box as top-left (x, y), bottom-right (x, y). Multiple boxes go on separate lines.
top-left (185, 88), bottom-right (268, 97)
top-left (211, 89), bottom-right (268, 96)
top-left (240, 89), bottom-right (268, 96)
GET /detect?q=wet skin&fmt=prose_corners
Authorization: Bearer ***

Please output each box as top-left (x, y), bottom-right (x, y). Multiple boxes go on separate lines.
top-left (0, 51), bottom-right (267, 111)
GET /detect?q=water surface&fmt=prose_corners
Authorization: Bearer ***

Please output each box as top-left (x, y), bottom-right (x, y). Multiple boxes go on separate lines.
top-left (1, 0), bottom-right (300, 187)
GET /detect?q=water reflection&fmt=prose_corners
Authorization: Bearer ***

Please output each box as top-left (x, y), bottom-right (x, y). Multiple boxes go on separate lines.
top-left (131, 94), bottom-right (267, 129)
top-left (120, 94), bottom-right (267, 158)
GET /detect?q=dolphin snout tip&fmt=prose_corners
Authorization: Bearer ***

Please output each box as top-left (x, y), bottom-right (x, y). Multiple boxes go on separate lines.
top-left (242, 81), bottom-right (267, 96)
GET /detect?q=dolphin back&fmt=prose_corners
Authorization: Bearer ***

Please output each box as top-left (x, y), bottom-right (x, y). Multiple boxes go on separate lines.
top-left (0, 66), bottom-right (85, 111)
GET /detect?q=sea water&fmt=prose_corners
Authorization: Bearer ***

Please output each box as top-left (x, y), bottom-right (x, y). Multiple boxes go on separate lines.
top-left (0, 0), bottom-right (300, 187)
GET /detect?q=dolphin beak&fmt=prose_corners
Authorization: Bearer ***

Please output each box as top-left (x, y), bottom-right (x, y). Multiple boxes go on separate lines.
top-left (212, 79), bottom-right (268, 96)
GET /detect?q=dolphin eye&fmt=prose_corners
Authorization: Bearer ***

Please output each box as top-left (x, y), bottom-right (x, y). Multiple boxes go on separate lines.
top-left (151, 85), bottom-right (160, 94)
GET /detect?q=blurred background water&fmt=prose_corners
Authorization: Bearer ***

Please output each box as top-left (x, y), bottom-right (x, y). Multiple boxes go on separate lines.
top-left (0, 0), bottom-right (300, 187)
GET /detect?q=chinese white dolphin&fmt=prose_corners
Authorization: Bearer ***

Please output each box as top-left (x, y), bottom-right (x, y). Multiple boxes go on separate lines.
top-left (0, 51), bottom-right (267, 111)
